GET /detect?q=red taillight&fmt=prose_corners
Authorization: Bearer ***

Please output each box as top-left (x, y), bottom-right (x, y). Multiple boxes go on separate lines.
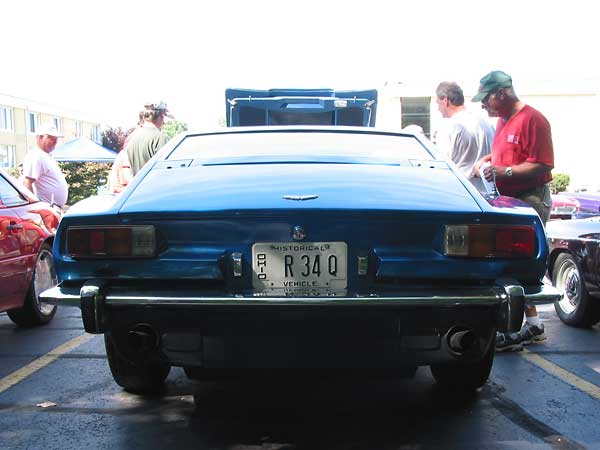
top-left (444, 224), bottom-right (536, 258)
top-left (66, 226), bottom-right (156, 259)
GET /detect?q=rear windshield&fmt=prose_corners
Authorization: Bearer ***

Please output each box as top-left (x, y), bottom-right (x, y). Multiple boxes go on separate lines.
top-left (167, 131), bottom-right (434, 165)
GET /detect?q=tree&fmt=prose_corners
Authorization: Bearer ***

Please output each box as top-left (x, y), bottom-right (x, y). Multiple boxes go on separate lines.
top-left (102, 126), bottom-right (134, 152)
top-left (60, 162), bottom-right (112, 204)
top-left (550, 173), bottom-right (570, 194)
top-left (162, 120), bottom-right (188, 139)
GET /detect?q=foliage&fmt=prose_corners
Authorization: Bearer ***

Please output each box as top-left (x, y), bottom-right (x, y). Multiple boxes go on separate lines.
top-left (60, 162), bottom-right (111, 205)
top-left (162, 120), bottom-right (188, 139)
top-left (550, 173), bottom-right (570, 194)
top-left (8, 167), bottom-right (19, 179)
top-left (48, 126), bottom-right (135, 205)
top-left (102, 126), bottom-right (134, 152)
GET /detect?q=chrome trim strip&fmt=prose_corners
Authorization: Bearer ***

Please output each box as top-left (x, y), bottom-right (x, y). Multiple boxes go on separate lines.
top-left (523, 284), bottom-right (563, 304)
top-left (104, 297), bottom-right (499, 306)
top-left (41, 283), bottom-right (562, 308)
top-left (39, 286), bottom-right (80, 306)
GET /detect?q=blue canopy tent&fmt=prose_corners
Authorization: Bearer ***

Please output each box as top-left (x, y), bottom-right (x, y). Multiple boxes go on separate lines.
top-left (51, 137), bottom-right (118, 162)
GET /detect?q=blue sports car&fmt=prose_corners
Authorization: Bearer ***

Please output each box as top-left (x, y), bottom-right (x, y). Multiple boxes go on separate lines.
top-left (41, 127), bottom-right (560, 393)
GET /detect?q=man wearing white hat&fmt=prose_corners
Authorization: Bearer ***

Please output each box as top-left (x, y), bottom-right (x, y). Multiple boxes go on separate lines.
top-left (127, 100), bottom-right (173, 175)
top-left (22, 124), bottom-right (69, 207)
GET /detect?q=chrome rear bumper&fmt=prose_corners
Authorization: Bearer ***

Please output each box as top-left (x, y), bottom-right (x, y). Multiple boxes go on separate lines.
top-left (41, 279), bottom-right (561, 334)
top-left (40, 280), bottom-right (562, 307)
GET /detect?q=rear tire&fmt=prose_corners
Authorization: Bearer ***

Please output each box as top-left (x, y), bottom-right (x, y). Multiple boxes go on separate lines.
top-left (552, 253), bottom-right (600, 327)
top-left (7, 244), bottom-right (58, 327)
top-left (104, 333), bottom-right (170, 394)
top-left (430, 343), bottom-right (494, 391)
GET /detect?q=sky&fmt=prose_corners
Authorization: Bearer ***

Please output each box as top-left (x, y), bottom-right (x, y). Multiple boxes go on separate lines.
top-left (2, 0), bottom-right (599, 129)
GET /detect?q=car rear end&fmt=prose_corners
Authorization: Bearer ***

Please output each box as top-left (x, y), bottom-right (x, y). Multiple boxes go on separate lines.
top-left (42, 128), bottom-right (561, 389)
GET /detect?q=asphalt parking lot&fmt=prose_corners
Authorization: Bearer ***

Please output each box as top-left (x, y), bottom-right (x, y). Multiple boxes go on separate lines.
top-left (1, 304), bottom-right (599, 450)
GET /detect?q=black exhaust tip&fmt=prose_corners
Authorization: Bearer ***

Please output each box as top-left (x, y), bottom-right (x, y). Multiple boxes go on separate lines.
top-left (448, 329), bottom-right (476, 354)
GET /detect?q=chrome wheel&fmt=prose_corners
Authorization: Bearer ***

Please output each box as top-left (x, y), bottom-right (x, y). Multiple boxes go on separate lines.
top-left (554, 257), bottom-right (581, 315)
top-left (551, 252), bottom-right (599, 327)
top-left (33, 248), bottom-right (58, 316)
top-left (7, 243), bottom-right (58, 326)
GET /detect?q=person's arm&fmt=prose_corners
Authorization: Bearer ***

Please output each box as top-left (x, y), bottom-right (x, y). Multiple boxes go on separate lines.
top-left (119, 151), bottom-right (133, 186)
top-left (22, 176), bottom-right (35, 192)
top-left (120, 166), bottom-right (133, 186)
top-left (483, 161), bottom-right (551, 182)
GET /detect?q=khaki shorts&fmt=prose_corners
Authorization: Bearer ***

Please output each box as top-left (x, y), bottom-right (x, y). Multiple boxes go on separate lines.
top-left (515, 184), bottom-right (552, 226)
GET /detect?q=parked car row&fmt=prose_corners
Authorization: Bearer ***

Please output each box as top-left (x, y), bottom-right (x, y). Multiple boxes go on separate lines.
top-left (0, 168), bottom-right (60, 326)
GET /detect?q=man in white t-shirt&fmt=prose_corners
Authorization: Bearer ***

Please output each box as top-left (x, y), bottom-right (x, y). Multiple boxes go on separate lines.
top-left (435, 81), bottom-right (495, 192)
top-left (22, 124), bottom-right (69, 207)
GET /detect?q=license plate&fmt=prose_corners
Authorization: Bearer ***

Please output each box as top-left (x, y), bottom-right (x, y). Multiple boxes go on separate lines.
top-left (252, 242), bottom-right (347, 294)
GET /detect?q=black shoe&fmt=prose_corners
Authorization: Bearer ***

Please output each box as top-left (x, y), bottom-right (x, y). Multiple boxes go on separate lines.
top-left (519, 322), bottom-right (546, 345)
top-left (495, 331), bottom-right (523, 352)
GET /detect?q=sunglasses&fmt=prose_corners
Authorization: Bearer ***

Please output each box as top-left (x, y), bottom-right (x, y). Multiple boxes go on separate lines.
top-left (482, 89), bottom-right (502, 104)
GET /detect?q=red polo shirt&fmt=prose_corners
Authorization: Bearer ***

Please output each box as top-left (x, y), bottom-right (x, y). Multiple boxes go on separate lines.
top-left (492, 105), bottom-right (554, 197)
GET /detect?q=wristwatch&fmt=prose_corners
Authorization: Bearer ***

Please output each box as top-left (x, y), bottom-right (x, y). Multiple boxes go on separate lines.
top-left (505, 167), bottom-right (513, 177)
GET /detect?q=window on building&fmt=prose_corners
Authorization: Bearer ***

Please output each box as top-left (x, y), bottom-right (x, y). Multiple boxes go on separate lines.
top-left (27, 111), bottom-right (39, 134)
top-left (90, 125), bottom-right (100, 142)
top-left (75, 121), bottom-right (82, 137)
top-left (0, 145), bottom-right (17, 168)
top-left (53, 116), bottom-right (63, 134)
top-left (0, 107), bottom-right (15, 132)
top-left (400, 97), bottom-right (431, 138)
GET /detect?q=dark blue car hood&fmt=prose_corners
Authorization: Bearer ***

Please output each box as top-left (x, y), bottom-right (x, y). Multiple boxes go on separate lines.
top-left (119, 163), bottom-right (481, 214)
top-left (225, 88), bottom-right (377, 127)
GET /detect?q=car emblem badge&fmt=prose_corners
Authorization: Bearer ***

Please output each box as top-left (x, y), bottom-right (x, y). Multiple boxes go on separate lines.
top-left (291, 226), bottom-right (306, 241)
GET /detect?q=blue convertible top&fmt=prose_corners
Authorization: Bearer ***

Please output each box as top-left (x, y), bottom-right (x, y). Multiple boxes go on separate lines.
top-left (225, 88), bottom-right (377, 127)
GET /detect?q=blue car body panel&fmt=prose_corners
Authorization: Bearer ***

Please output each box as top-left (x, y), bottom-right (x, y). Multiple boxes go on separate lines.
top-left (55, 128), bottom-right (549, 285)
top-left (120, 163), bottom-right (479, 214)
top-left (226, 88), bottom-right (377, 127)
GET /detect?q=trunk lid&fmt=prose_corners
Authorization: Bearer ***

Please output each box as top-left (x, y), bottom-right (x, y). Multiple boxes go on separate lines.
top-left (119, 162), bottom-right (481, 215)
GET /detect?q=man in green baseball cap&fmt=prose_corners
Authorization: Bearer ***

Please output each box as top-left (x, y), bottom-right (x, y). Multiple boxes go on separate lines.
top-left (472, 70), bottom-right (555, 353)
top-left (471, 70), bottom-right (513, 102)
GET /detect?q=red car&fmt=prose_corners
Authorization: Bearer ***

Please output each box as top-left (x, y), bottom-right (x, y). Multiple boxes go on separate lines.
top-left (0, 168), bottom-right (60, 326)
top-left (550, 193), bottom-right (580, 220)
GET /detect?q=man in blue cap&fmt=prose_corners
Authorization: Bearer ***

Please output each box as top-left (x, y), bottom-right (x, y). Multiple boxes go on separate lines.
top-left (473, 70), bottom-right (554, 352)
